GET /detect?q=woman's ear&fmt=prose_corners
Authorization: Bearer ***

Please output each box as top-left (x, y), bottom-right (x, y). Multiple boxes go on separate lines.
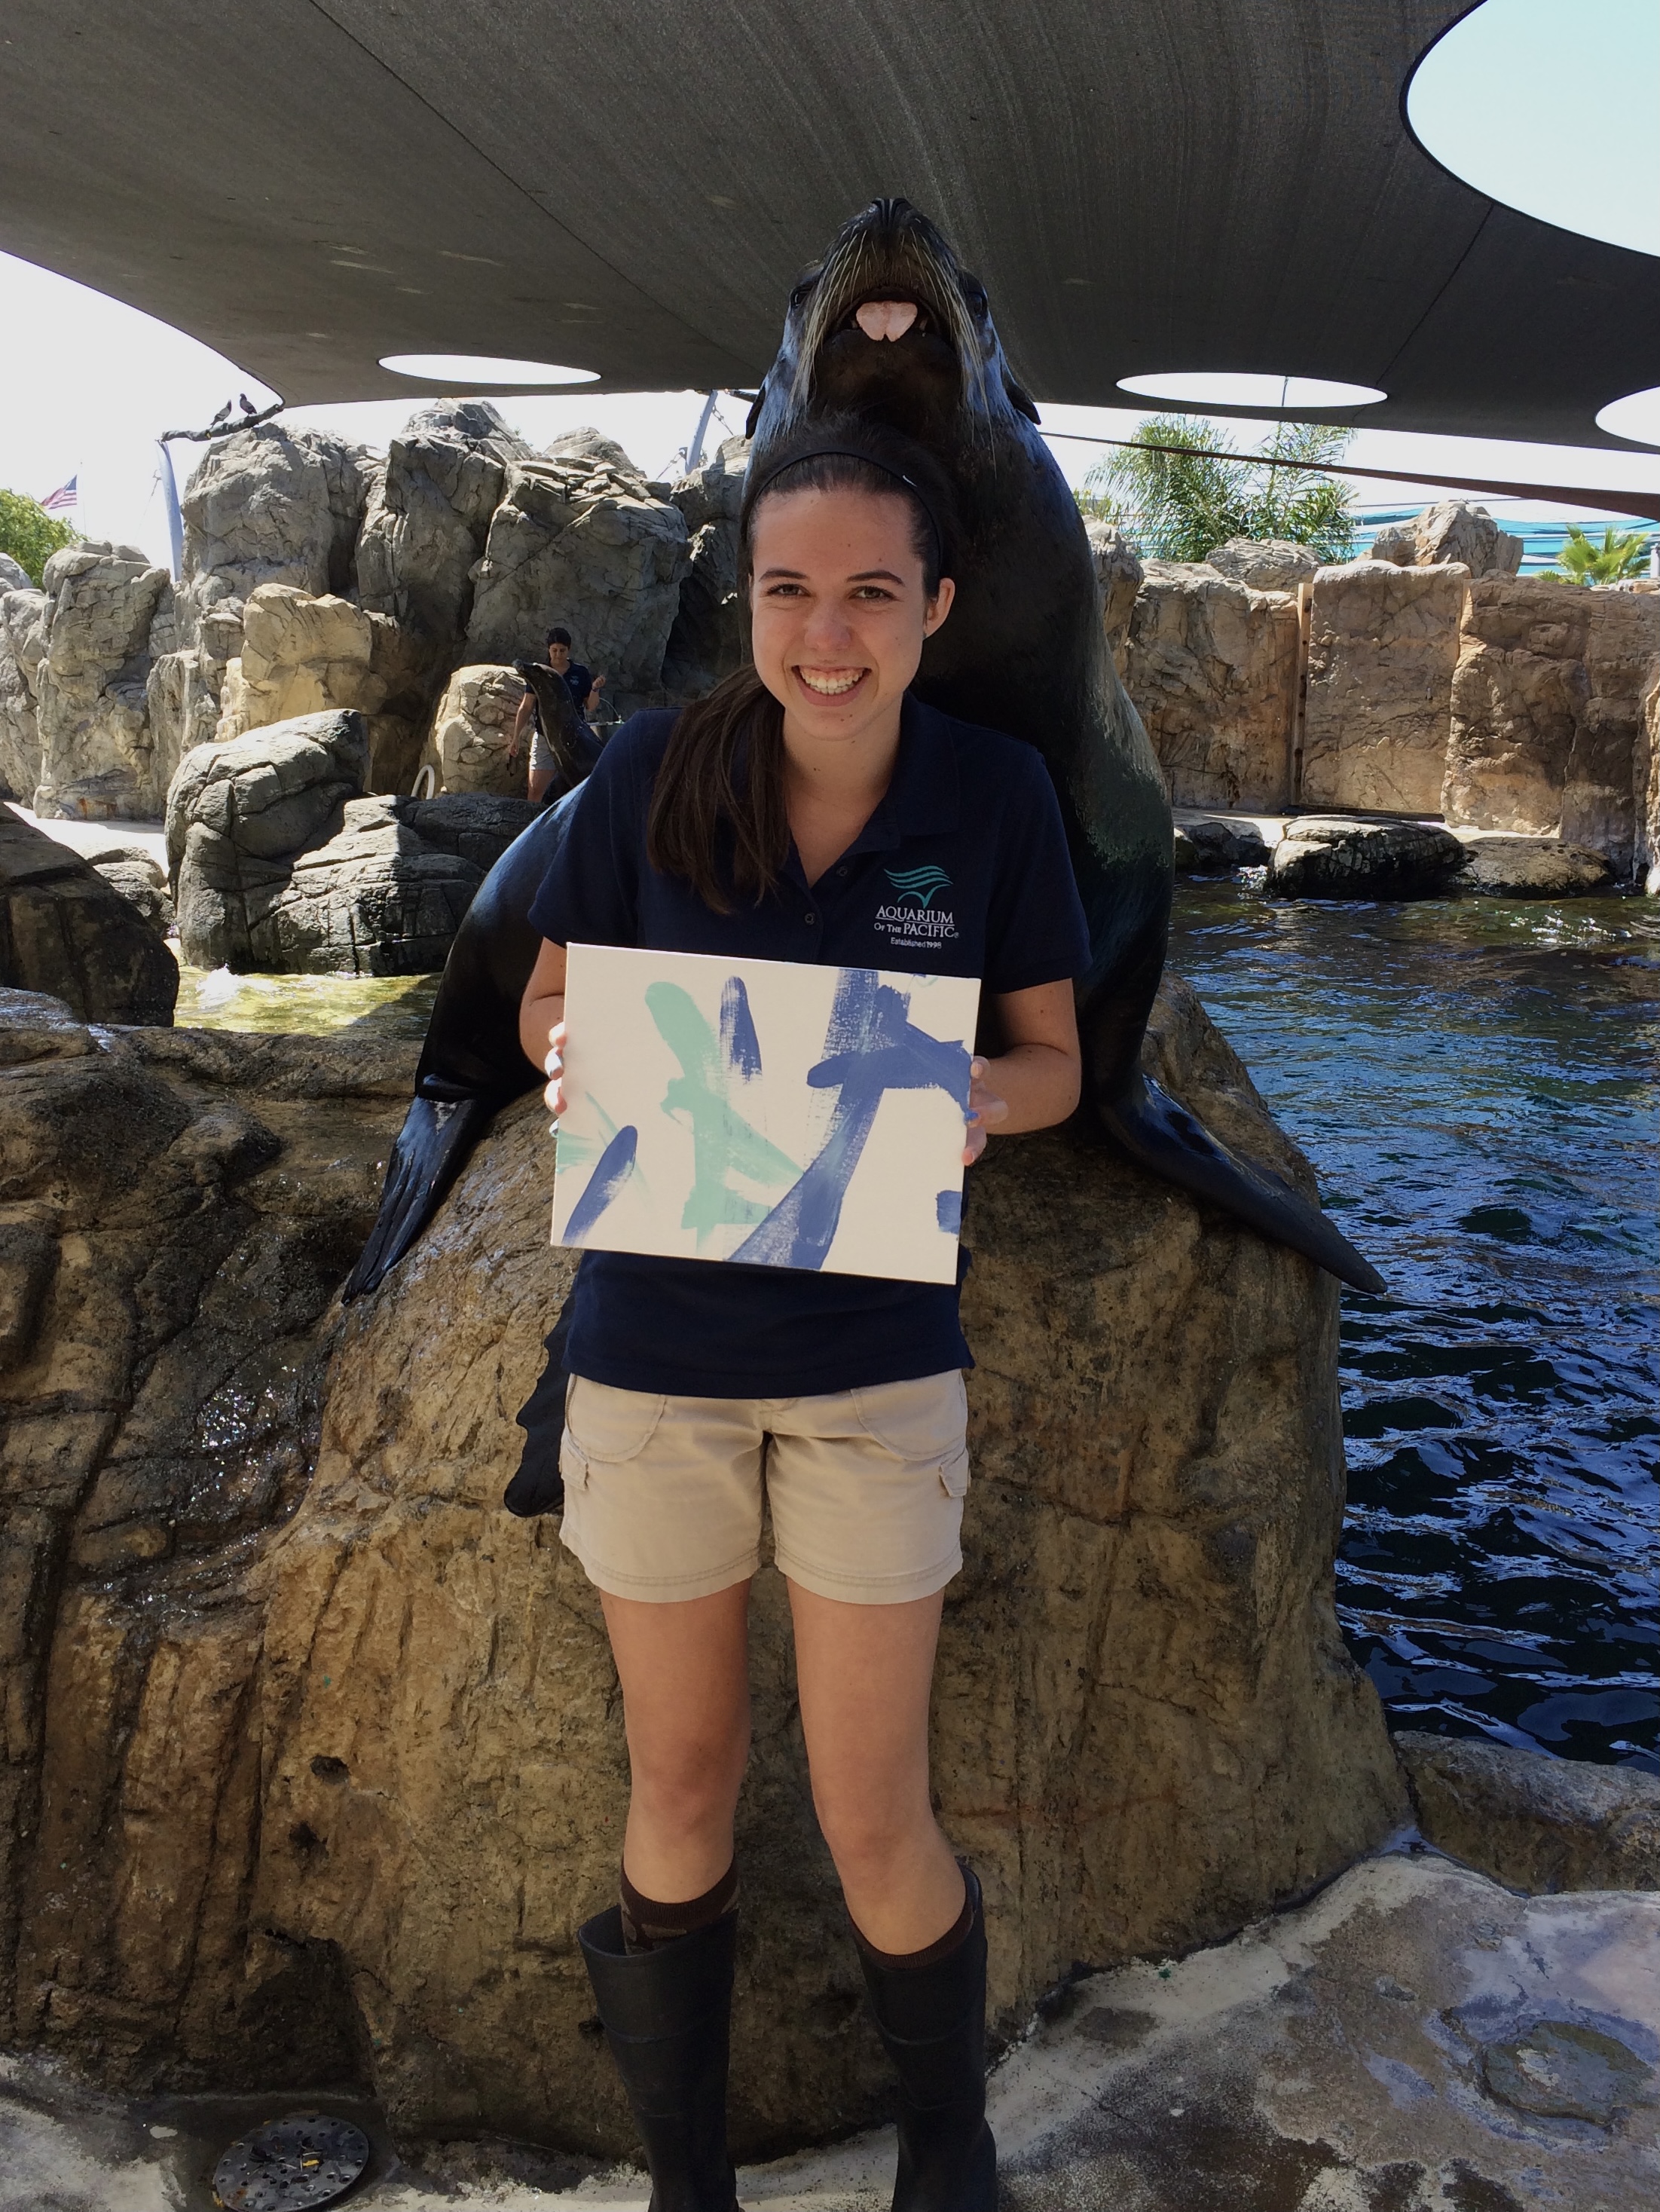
top-left (923, 577), bottom-right (957, 635)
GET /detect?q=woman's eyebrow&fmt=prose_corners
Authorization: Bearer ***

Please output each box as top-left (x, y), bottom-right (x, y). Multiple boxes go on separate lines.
top-left (757, 564), bottom-right (808, 580)
top-left (847, 568), bottom-right (906, 584)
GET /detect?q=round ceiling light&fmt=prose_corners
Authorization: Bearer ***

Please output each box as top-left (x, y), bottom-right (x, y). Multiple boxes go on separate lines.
top-left (1115, 371), bottom-right (1386, 409)
top-left (380, 351), bottom-right (599, 384)
top-left (1596, 385), bottom-right (1660, 448)
top-left (1407, 0), bottom-right (1659, 259)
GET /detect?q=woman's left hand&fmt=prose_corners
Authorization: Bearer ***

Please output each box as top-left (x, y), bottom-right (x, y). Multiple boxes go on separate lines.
top-left (963, 1056), bottom-right (1008, 1165)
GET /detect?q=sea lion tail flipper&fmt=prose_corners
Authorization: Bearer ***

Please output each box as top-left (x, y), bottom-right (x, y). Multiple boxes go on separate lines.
top-left (342, 1091), bottom-right (500, 1302)
top-left (1103, 1073), bottom-right (1386, 1296)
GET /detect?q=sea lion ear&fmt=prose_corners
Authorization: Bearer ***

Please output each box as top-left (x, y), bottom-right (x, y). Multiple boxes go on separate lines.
top-left (744, 383), bottom-right (768, 439)
top-left (1004, 374), bottom-right (1041, 424)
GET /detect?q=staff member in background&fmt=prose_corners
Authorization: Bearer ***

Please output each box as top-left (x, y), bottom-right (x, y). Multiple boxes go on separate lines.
top-left (510, 627), bottom-right (606, 802)
top-left (517, 421), bottom-right (1089, 2212)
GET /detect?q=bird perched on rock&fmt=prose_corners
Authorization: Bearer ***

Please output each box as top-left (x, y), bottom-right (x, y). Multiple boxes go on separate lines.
top-left (239, 393), bottom-right (257, 415)
top-left (209, 400), bottom-right (232, 427)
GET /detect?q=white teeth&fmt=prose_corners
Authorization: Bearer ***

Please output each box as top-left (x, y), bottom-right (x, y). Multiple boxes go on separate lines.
top-left (799, 669), bottom-right (864, 695)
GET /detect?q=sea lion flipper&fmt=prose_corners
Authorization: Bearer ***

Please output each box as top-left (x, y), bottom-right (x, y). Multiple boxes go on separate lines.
top-left (342, 1091), bottom-right (500, 1301)
top-left (1102, 1072), bottom-right (1386, 1296)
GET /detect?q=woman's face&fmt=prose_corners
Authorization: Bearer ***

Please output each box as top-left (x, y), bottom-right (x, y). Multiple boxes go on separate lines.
top-left (747, 486), bottom-right (954, 742)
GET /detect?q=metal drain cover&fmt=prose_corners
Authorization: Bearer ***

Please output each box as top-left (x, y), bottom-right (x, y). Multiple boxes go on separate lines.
top-left (211, 2113), bottom-right (370, 2210)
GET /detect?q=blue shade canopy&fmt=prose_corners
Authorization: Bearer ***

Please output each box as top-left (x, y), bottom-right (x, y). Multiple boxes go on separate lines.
top-left (2, 1), bottom-right (1658, 450)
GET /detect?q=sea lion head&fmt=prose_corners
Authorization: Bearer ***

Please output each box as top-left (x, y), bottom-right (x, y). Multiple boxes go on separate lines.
top-left (750, 198), bottom-right (1039, 448)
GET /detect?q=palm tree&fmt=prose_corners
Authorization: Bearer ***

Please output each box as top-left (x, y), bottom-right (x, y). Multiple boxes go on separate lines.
top-left (1545, 524), bottom-right (1654, 587)
top-left (1078, 415), bottom-right (1356, 564)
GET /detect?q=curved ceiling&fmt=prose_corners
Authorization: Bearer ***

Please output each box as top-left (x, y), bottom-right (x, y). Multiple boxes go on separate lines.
top-left (2, 1), bottom-right (1658, 450)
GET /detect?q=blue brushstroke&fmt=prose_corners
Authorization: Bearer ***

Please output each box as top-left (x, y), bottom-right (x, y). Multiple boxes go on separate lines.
top-left (936, 1190), bottom-right (962, 1235)
top-left (732, 970), bottom-right (972, 1272)
top-left (564, 1124), bottom-right (638, 1243)
top-left (720, 974), bottom-right (763, 1082)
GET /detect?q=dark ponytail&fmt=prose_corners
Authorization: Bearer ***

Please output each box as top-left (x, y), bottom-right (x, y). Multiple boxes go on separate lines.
top-left (647, 427), bottom-right (955, 913)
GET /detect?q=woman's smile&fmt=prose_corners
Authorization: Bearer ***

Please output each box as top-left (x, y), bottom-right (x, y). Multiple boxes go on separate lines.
top-left (794, 665), bottom-right (870, 697)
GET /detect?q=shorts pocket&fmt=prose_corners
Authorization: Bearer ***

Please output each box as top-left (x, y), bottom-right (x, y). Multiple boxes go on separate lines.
top-left (939, 1447), bottom-right (970, 1500)
top-left (564, 1378), bottom-right (667, 1464)
top-left (851, 1372), bottom-right (968, 1462)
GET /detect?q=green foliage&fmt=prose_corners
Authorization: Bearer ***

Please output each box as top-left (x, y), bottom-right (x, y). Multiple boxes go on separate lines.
top-left (1078, 415), bottom-right (1356, 564)
top-left (1544, 523), bottom-right (1653, 587)
top-left (0, 488), bottom-right (78, 588)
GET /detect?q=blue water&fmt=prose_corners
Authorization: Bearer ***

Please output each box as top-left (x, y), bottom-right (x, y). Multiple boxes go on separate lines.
top-left (1168, 883), bottom-right (1659, 1771)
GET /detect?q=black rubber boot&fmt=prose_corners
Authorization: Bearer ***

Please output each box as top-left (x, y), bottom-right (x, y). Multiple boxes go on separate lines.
top-left (578, 1905), bottom-right (739, 2212)
top-left (854, 1868), bottom-right (997, 2212)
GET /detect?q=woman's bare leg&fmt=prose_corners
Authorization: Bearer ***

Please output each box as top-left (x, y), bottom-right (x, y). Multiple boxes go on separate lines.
top-left (601, 1581), bottom-right (754, 1901)
top-left (787, 1582), bottom-right (963, 1952)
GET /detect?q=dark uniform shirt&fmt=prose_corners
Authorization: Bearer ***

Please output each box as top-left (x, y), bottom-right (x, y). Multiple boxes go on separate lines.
top-left (527, 694), bottom-right (1090, 1398)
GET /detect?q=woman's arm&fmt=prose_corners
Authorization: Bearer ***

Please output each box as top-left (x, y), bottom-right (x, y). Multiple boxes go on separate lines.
top-left (964, 978), bottom-right (1081, 1166)
top-left (519, 938), bottom-right (569, 1106)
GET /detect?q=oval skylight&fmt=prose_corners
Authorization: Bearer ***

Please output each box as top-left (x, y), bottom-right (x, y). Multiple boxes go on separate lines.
top-left (1407, 0), bottom-right (1660, 259)
top-left (380, 351), bottom-right (599, 384)
top-left (1116, 372), bottom-right (1386, 409)
top-left (1597, 385), bottom-right (1660, 448)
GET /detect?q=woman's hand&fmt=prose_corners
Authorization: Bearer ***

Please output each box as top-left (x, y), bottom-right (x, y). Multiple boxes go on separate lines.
top-left (963, 1056), bottom-right (1008, 1166)
top-left (543, 1019), bottom-right (568, 1122)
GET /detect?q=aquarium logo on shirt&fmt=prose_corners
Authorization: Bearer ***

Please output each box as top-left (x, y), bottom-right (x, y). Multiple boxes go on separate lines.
top-left (875, 864), bottom-right (958, 944)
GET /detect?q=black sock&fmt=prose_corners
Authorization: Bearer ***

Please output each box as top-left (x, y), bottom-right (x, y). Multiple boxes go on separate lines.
top-left (851, 1862), bottom-right (974, 1969)
top-left (619, 1857), bottom-right (739, 1952)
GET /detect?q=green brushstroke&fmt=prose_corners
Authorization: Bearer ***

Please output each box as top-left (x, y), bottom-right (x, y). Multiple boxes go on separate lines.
top-left (645, 981), bottom-right (798, 1244)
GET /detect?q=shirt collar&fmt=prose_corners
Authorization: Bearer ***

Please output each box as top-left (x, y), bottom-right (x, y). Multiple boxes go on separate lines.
top-left (842, 693), bottom-right (961, 858)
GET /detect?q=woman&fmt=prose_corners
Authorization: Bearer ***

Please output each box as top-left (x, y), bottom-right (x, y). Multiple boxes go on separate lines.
top-left (518, 421), bottom-right (1089, 2212)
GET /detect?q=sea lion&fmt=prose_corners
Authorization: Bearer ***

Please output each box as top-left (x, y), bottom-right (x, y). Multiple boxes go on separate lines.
top-left (347, 197), bottom-right (1381, 1313)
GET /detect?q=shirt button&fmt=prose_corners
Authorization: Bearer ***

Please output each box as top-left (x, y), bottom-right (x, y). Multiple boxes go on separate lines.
top-left (803, 913), bottom-right (816, 926)
top-left (836, 865), bottom-right (848, 876)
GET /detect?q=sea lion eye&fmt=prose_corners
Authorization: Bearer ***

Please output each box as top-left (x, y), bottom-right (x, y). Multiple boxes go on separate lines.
top-left (961, 278), bottom-right (988, 311)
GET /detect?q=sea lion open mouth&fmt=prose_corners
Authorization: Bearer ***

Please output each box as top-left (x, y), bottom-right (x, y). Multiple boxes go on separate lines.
top-left (853, 299), bottom-right (922, 342)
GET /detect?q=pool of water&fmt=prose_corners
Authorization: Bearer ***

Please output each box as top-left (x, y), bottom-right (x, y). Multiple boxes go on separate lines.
top-left (1168, 882), bottom-right (1658, 1771)
top-left (173, 961), bottom-right (440, 1038)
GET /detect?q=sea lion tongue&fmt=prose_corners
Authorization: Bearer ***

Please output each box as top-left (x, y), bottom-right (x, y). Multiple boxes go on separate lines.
top-left (854, 298), bottom-right (919, 341)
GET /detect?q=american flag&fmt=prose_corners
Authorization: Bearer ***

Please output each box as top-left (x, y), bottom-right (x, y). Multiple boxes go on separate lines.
top-left (41, 476), bottom-right (78, 513)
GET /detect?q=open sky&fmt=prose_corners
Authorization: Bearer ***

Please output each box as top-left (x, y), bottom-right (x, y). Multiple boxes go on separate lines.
top-left (2, 0), bottom-right (1655, 571)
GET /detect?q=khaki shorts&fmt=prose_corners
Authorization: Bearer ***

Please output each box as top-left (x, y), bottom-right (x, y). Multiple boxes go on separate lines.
top-left (558, 1371), bottom-right (969, 1605)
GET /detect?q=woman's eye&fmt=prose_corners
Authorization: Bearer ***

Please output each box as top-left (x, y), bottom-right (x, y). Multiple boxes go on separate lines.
top-left (852, 585), bottom-right (896, 601)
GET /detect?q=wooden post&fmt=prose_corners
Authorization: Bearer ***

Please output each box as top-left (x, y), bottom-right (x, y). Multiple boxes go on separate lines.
top-left (1290, 580), bottom-right (1312, 809)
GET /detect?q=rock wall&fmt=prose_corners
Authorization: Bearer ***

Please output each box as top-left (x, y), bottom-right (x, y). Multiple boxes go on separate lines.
top-left (0, 974), bottom-right (1402, 2153)
top-left (1370, 500), bottom-right (1523, 580)
top-left (662, 436), bottom-right (749, 699)
top-left (422, 663), bottom-right (529, 797)
top-left (0, 815), bottom-right (178, 1023)
top-left (1301, 561), bottom-right (1469, 815)
top-left (466, 452), bottom-right (689, 714)
top-left (1443, 579), bottom-right (1660, 873)
top-left (32, 544), bottom-right (173, 820)
top-left (0, 587), bottom-right (48, 803)
top-left (1087, 523), bottom-right (1143, 679)
top-left (1122, 562), bottom-right (1298, 809)
top-left (1640, 663), bottom-right (1660, 893)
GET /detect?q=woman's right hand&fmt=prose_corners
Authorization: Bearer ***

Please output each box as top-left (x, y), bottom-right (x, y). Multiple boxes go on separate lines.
top-left (544, 1019), bottom-right (568, 1121)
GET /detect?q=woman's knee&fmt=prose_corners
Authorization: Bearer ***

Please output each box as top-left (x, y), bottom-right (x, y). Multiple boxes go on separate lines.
top-left (812, 1781), bottom-right (930, 1878)
top-left (629, 1719), bottom-right (751, 1825)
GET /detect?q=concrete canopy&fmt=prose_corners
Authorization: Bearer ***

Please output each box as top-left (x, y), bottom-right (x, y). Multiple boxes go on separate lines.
top-left (2, 0), bottom-right (1657, 451)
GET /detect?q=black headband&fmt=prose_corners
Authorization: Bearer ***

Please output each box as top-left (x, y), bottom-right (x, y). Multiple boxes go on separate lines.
top-left (746, 446), bottom-right (944, 571)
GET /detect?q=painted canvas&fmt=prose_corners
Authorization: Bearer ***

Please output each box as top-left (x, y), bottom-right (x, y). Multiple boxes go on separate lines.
top-left (552, 943), bottom-right (982, 1283)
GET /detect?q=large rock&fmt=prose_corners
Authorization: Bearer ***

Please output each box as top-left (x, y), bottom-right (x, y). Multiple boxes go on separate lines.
top-left (215, 583), bottom-right (387, 739)
top-left (1371, 500), bottom-right (1523, 580)
top-left (0, 586), bottom-right (48, 802)
top-left (145, 599), bottom-right (247, 773)
top-left (663, 437), bottom-right (750, 699)
top-left (0, 810), bottom-right (177, 1023)
top-left (177, 423), bottom-right (370, 612)
top-left (1443, 577), bottom-right (1660, 872)
top-left (422, 662), bottom-right (529, 796)
top-left (1086, 522), bottom-right (1143, 678)
top-left (465, 452), bottom-right (689, 714)
top-left (0, 977), bottom-right (1402, 2151)
top-left (1172, 813), bottom-right (1271, 873)
top-left (1203, 537), bottom-right (1321, 592)
top-left (169, 713), bottom-right (532, 972)
top-left (1300, 559), bottom-right (1467, 814)
top-left (1269, 815), bottom-right (1466, 898)
top-left (1122, 562), bottom-right (1298, 809)
top-left (0, 552), bottom-right (32, 592)
top-left (31, 543), bottom-right (173, 820)
top-left (1396, 1733), bottom-right (1660, 1892)
top-left (356, 402), bottom-right (527, 672)
top-left (1454, 834), bottom-right (1613, 898)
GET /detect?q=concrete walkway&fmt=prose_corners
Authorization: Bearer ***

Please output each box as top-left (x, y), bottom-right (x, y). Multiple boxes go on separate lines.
top-left (4, 1851), bottom-right (1655, 2210)
top-left (4, 801), bottom-right (168, 870)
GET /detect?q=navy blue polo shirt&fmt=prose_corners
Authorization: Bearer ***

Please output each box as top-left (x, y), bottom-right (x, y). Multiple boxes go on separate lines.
top-left (527, 693), bottom-right (1090, 1398)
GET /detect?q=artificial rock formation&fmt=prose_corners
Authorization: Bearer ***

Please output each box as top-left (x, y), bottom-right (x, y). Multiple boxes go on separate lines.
top-left (1444, 577), bottom-right (1660, 874)
top-left (423, 663), bottom-right (529, 797)
top-left (31, 543), bottom-right (173, 820)
top-left (1203, 537), bottom-right (1320, 593)
top-left (465, 451), bottom-right (689, 714)
top-left (662, 436), bottom-right (749, 699)
top-left (0, 977), bottom-right (1403, 2154)
top-left (1301, 560), bottom-right (1469, 815)
top-left (0, 812), bottom-right (177, 1023)
top-left (1371, 500), bottom-right (1523, 580)
top-left (1396, 1733), bottom-right (1660, 1894)
top-left (0, 553), bottom-right (30, 592)
top-left (178, 424), bottom-right (369, 611)
top-left (0, 586), bottom-right (48, 803)
top-left (1453, 834), bottom-right (1613, 898)
top-left (1173, 814), bottom-right (1270, 873)
top-left (1123, 562), bottom-right (1298, 809)
top-left (1086, 523), bottom-right (1143, 678)
top-left (1269, 816), bottom-right (1466, 899)
top-left (1641, 662), bottom-right (1660, 893)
